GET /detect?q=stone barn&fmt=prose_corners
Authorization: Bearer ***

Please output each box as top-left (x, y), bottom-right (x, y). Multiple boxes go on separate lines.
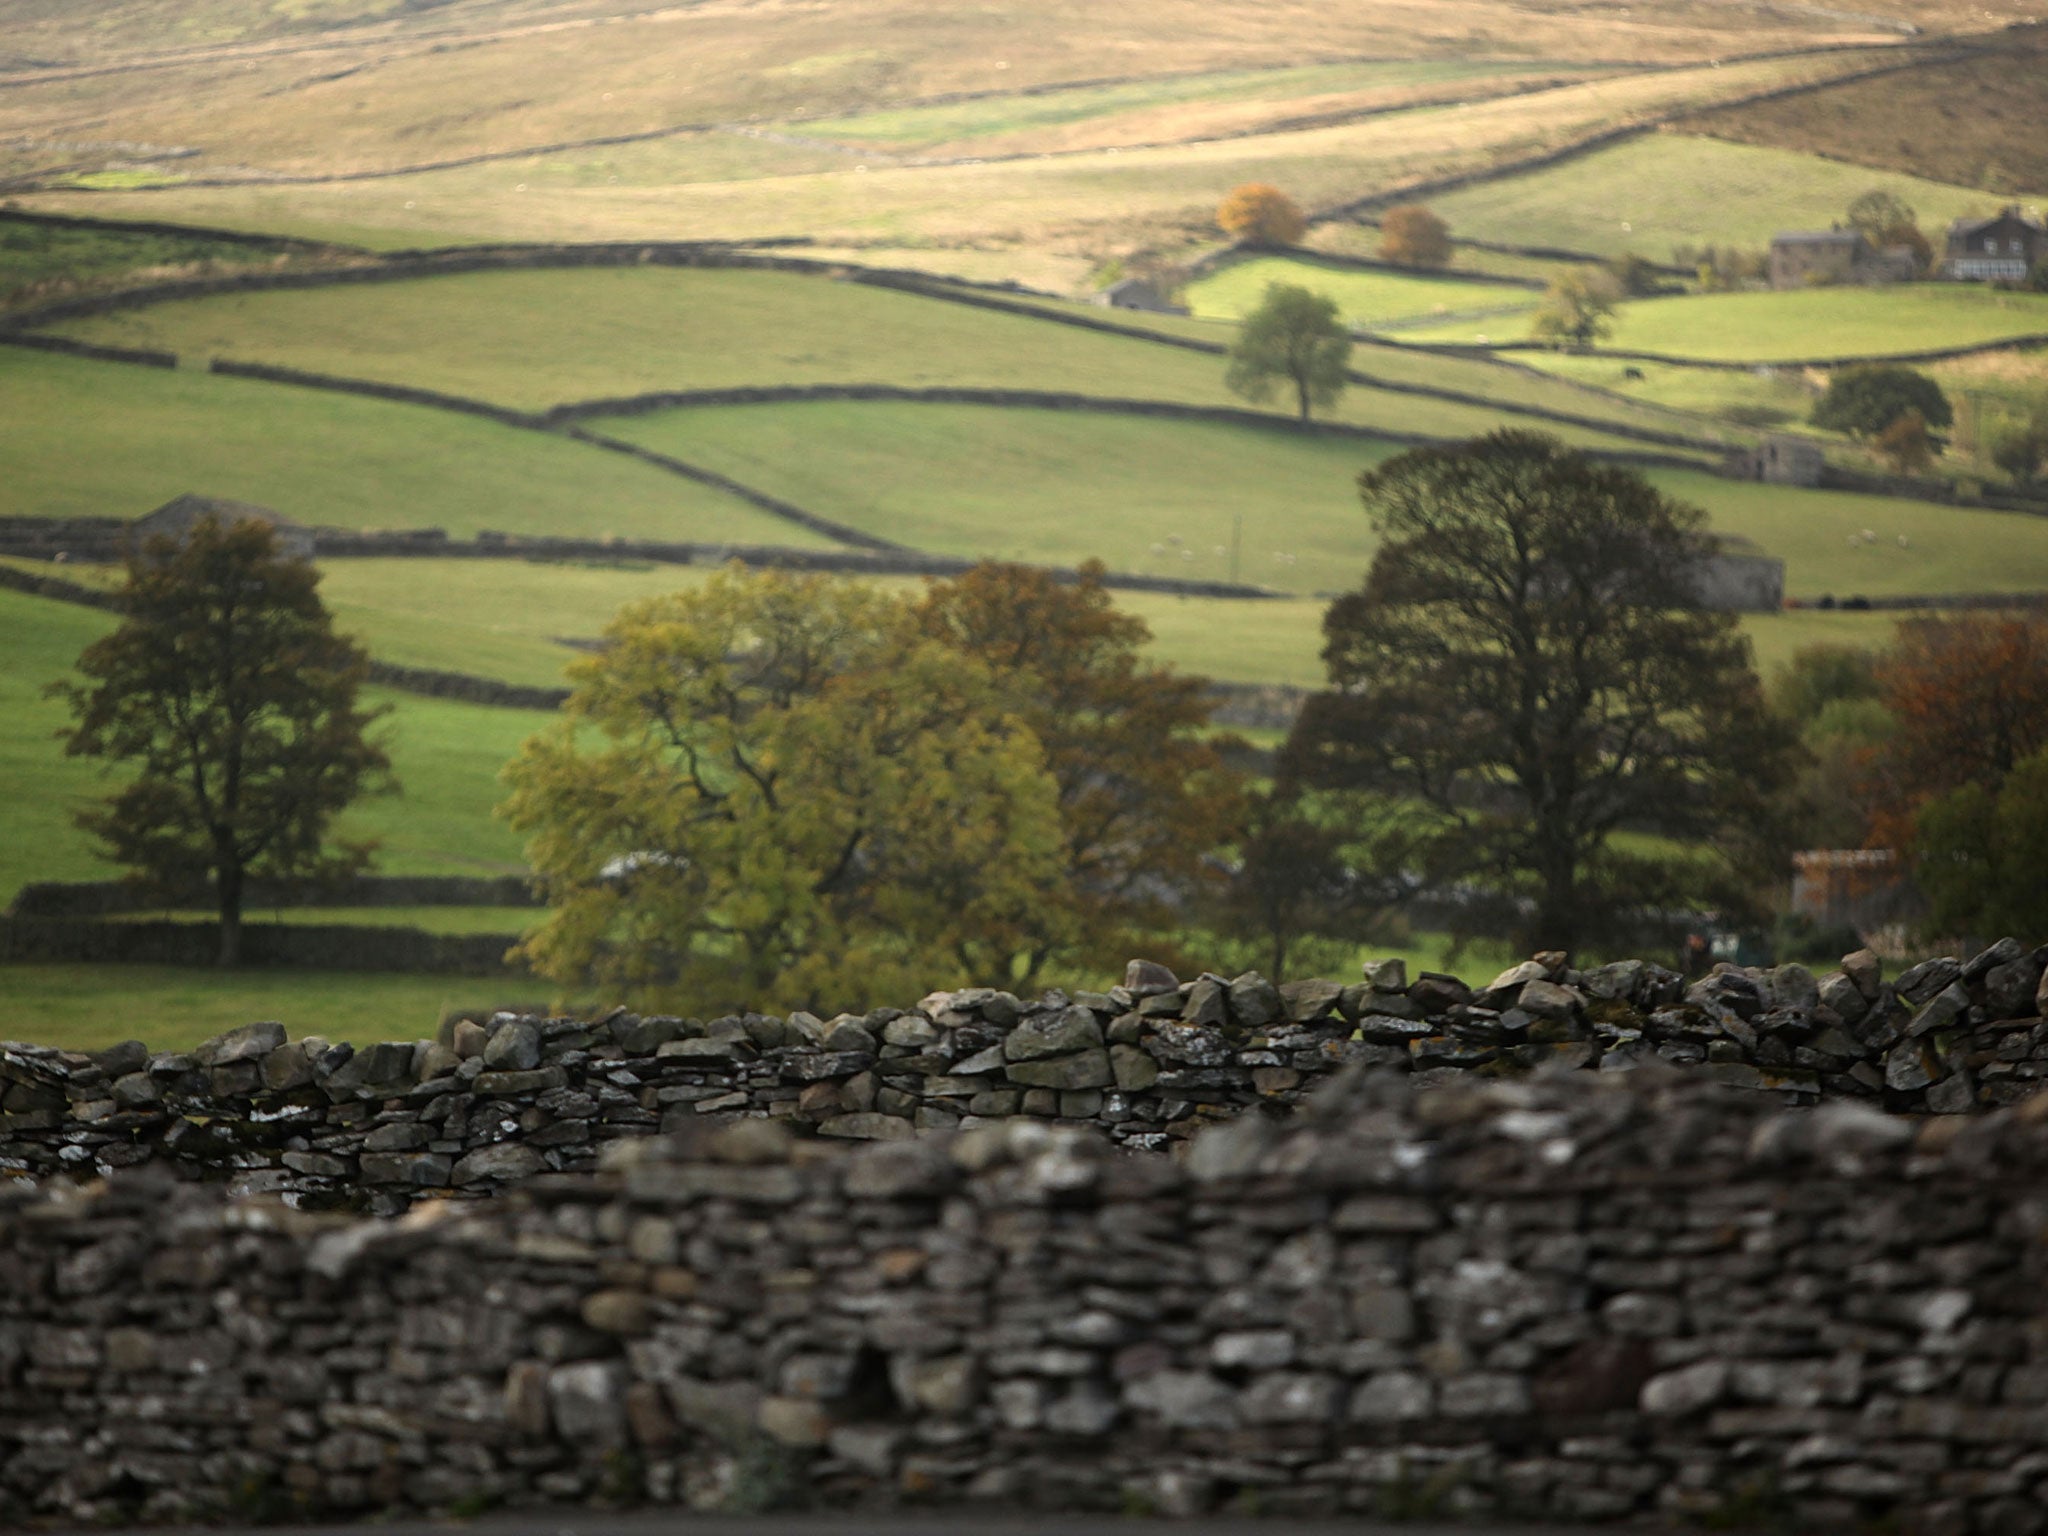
top-left (1768, 229), bottom-right (1915, 289)
top-left (132, 493), bottom-right (315, 560)
top-left (1688, 539), bottom-right (1785, 612)
top-left (1093, 277), bottom-right (1189, 315)
top-left (1726, 434), bottom-right (1826, 487)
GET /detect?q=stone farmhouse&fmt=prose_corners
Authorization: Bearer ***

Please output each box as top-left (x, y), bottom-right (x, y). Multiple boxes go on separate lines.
top-left (1092, 277), bottom-right (1189, 315)
top-left (1943, 206), bottom-right (2046, 282)
top-left (1767, 228), bottom-right (1916, 290)
top-left (133, 493), bottom-right (314, 560)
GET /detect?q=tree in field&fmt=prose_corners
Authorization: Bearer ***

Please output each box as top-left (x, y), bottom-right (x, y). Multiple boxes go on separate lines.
top-left (1225, 282), bottom-right (1353, 422)
top-left (1531, 265), bottom-right (1623, 349)
top-left (1217, 183), bottom-right (1306, 247)
top-left (1914, 748), bottom-right (2048, 943)
top-left (1861, 612), bottom-right (2048, 851)
top-left (1846, 189), bottom-right (1932, 273)
top-left (1205, 788), bottom-right (1355, 983)
top-left (914, 561), bottom-right (1244, 982)
top-left (1766, 642), bottom-right (1892, 851)
top-left (501, 568), bottom-right (1068, 1013)
top-left (1987, 408), bottom-right (2048, 485)
top-left (1378, 204), bottom-right (1451, 268)
top-left (1281, 431), bottom-right (1800, 953)
top-left (1874, 408), bottom-right (1937, 473)
top-left (1812, 365), bottom-right (1953, 439)
top-left (52, 515), bottom-right (392, 966)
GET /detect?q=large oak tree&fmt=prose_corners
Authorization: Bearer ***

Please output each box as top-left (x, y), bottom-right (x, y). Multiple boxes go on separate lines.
top-left (501, 567), bottom-right (1069, 1013)
top-left (1281, 431), bottom-right (1799, 953)
top-left (915, 561), bottom-right (1243, 982)
top-left (54, 514), bottom-right (391, 965)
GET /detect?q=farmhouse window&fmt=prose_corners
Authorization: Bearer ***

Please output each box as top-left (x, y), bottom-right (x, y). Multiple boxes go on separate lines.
top-left (1985, 238), bottom-right (1998, 252)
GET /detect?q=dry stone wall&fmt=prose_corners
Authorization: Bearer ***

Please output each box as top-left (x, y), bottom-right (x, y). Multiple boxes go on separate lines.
top-left (4, 1065), bottom-right (2048, 1531)
top-left (5, 943), bottom-right (2047, 1216)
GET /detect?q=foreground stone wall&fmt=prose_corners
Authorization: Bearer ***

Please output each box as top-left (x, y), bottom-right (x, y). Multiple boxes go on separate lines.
top-left (4, 944), bottom-right (2045, 1213)
top-left (4, 1066), bottom-right (2047, 1530)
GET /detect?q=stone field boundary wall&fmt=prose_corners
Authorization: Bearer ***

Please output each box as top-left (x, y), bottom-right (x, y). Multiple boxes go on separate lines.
top-left (5, 1064), bottom-right (2048, 1531)
top-left (6, 874), bottom-right (538, 919)
top-left (5, 944), bottom-right (2046, 1216)
top-left (0, 916), bottom-right (520, 975)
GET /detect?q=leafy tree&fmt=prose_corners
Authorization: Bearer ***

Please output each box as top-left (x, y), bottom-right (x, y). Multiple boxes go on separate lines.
top-left (1205, 788), bottom-right (1356, 982)
top-left (1914, 748), bottom-right (2048, 943)
top-left (1987, 408), bottom-right (2048, 485)
top-left (914, 561), bottom-right (1244, 981)
top-left (1862, 612), bottom-right (2048, 850)
top-left (1610, 252), bottom-right (1680, 297)
top-left (1224, 282), bottom-right (1353, 423)
top-left (1846, 189), bottom-right (1932, 273)
top-left (1217, 184), bottom-right (1306, 247)
top-left (500, 567), bottom-right (1069, 1013)
top-left (1812, 365), bottom-right (1953, 438)
top-left (52, 514), bottom-right (391, 966)
top-left (1282, 430), bottom-right (1799, 953)
top-left (1874, 408), bottom-right (1937, 473)
top-left (1378, 205), bottom-right (1451, 268)
top-left (1531, 265), bottom-right (1623, 349)
top-left (1767, 642), bottom-right (1882, 720)
top-left (1766, 643), bottom-right (1891, 851)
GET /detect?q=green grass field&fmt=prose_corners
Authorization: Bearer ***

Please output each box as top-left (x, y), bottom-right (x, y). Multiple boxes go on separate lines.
top-left (0, 966), bottom-right (558, 1054)
top-left (801, 58), bottom-right (1601, 153)
top-left (1397, 283), bottom-right (2048, 362)
top-left (600, 401), bottom-right (1400, 592)
top-left (41, 265), bottom-right (1703, 458)
top-left (1422, 133), bottom-right (2042, 265)
top-left (0, 347), bottom-right (818, 545)
top-left (1512, 351), bottom-right (1825, 429)
top-left (1186, 254), bottom-right (1538, 330)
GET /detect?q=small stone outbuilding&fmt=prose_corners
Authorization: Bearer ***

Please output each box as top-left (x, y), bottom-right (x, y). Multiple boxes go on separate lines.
top-left (1093, 277), bottom-right (1189, 315)
top-left (1726, 434), bottom-right (1826, 487)
top-left (1768, 229), bottom-right (1916, 289)
top-left (132, 493), bottom-right (315, 560)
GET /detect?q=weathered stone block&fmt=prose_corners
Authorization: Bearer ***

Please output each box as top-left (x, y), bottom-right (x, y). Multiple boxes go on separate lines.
top-left (1004, 1049), bottom-right (1113, 1090)
top-left (1003, 1007), bottom-right (1103, 1061)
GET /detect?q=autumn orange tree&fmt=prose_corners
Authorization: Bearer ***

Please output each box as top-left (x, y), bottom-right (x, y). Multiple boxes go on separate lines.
top-left (1217, 183), bottom-right (1306, 246)
top-left (1378, 204), bottom-right (1451, 268)
top-left (916, 561), bottom-right (1244, 981)
top-left (1863, 612), bottom-right (2048, 851)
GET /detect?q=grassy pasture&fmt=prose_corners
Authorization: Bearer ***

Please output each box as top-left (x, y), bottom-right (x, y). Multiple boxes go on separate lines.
top-left (592, 398), bottom-right (2048, 601)
top-left (1395, 284), bottom-right (2048, 362)
top-left (800, 58), bottom-right (1611, 155)
top-left (1421, 134), bottom-right (2040, 266)
top-left (1512, 351), bottom-right (1825, 429)
top-left (1185, 254), bottom-right (1537, 330)
top-left (598, 401), bottom-right (1398, 592)
top-left (0, 347), bottom-right (816, 546)
top-left (45, 265), bottom-right (1695, 454)
top-left (0, 967), bottom-right (551, 1055)
top-left (1655, 468), bottom-right (2048, 600)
